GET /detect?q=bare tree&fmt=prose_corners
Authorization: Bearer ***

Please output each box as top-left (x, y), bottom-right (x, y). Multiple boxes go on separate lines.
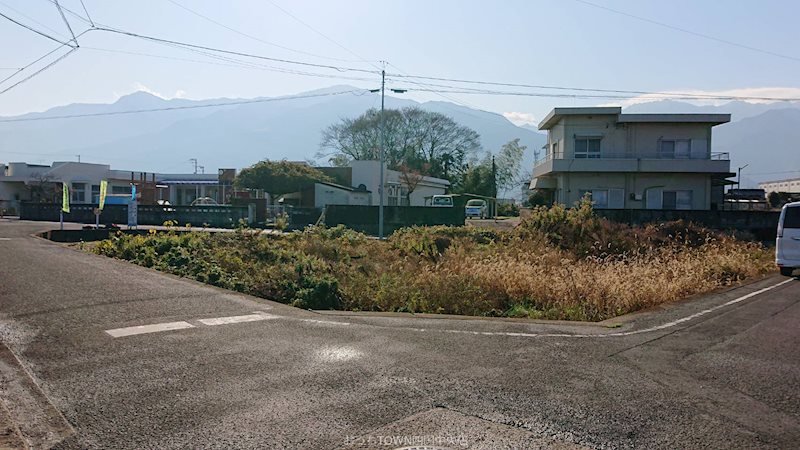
top-left (398, 163), bottom-right (428, 205)
top-left (24, 172), bottom-right (59, 203)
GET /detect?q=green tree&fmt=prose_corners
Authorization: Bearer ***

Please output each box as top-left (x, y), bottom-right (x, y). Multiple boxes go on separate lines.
top-left (452, 139), bottom-right (527, 198)
top-left (319, 106), bottom-right (481, 181)
top-left (235, 160), bottom-right (332, 200)
top-left (767, 191), bottom-right (783, 209)
top-left (494, 139), bottom-right (526, 195)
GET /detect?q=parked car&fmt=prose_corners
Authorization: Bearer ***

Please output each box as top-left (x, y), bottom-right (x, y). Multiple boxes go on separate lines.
top-left (465, 199), bottom-right (488, 219)
top-left (777, 201), bottom-right (800, 277)
top-left (190, 197), bottom-right (219, 206)
top-left (431, 195), bottom-right (454, 207)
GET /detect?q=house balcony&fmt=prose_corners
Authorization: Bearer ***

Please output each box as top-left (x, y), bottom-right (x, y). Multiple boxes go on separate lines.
top-left (532, 151), bottom-right (731, 178)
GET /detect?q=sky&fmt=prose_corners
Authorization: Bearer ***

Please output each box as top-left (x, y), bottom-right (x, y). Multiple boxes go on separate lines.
top-left (2, 0), bottom-right (800, 125)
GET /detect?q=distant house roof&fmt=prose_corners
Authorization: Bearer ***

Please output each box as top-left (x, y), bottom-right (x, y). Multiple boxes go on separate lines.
top-left (317, 181), bottom-right (370, 193)
top-left (159, 180), bottom-right (219, 185)
top-left (538, 107), bottom-right (730, 130)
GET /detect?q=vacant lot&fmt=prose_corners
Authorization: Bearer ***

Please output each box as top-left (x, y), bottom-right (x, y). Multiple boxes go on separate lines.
top-left (91, 201), bottom-right (774, 321)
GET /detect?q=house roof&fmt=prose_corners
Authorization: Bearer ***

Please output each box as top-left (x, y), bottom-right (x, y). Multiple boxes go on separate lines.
top-left (538, 107), bottom-right (621, 129)
top-left (317, 181), bottom-right (371, 193)
top-left (538, 107), bottom-right (730, 130)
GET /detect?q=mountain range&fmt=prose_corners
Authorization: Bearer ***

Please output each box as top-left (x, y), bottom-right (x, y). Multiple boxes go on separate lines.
top-left (1, 86), bottom-right (798, 187)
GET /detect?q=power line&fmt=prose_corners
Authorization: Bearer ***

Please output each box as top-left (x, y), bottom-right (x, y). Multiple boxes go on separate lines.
top-left (78, 0), bottom-right (94, 27)
top-left (53, 0), bottom-right (77, 44)
top-left (92, 26), bottom-right (380, 74)
top-left (0, 27), bottom-right (89, 92)
top-left (266, 0), bottom-right (381, 70)
top-left (573, 0), bottom-right (800, 63)
top-left (82, 46), bottom-right (377, 83)
top-left (165, 0), bottom-right (367, 63)
top-left (0, 10), bottom-right (73, 47)
top-left (398, 86), bottom-right (800, 102)
top-left (388, 74), bottom-right (800, 102)
top-left (0, 89), bottom-right (365, 122)
top-left (0, 46), bottom-right (79, 96)
top-left (0, 0), bottom-right (69, 38)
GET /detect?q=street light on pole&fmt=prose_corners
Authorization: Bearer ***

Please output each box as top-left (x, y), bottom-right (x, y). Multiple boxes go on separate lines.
top-left (737, 164), bottom-right (749, 191)
top-left (370, 67), bottom-right (407, 240)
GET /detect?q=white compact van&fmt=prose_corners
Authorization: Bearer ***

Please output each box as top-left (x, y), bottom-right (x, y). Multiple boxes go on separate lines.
top-left (777, 201), bottom-right (800, 277)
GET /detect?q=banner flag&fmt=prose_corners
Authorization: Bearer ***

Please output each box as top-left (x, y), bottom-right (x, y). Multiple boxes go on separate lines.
top-left (131, 183), bottom-right (136, 201)
top-left (61, 182), bottom-right (70, 213)
top-left (98, 180), bottom-right (108, 210)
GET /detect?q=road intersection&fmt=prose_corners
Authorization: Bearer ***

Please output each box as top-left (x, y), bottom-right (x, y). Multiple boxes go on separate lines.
top-left (1, 218), bottom-right (798, 449)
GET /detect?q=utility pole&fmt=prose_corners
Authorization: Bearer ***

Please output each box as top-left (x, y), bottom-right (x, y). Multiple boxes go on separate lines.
top-left (367, 63), bottom-right (406, 239)
top-left (76, 154), bottom-right (80, 163)
top-left (491, 155), bottom-right (497, 218)
top-left (379, 64), bottom-right (385, 240)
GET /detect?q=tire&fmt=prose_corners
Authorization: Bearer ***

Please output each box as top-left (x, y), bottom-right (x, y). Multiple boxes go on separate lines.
top-left (780, 267), bottom-right (796, 277)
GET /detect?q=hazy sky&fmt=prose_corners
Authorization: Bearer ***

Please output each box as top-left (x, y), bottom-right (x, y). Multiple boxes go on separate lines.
top-left (2, 0), bottom-right (800, 124)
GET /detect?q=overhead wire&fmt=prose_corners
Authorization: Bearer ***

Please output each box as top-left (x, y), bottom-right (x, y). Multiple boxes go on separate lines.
top-left (0, 0), bottom-right (70, 38)
top-left (165, 0), bottom-right (369, 64)
top-left (573, 0), bottom-right (800, 63)
top-left (387, 74), bottom-right (800, 102)
top-left (53, 0), bottom-right (77, 44)
top-left (78, 0), bottom-right (94, 27)
top-left (0, 89), bottom-right (367, 122)
top-left (0, 10), bottom-right (73, 47)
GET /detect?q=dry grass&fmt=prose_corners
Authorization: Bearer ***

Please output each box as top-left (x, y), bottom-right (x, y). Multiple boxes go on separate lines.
top-left (91, 202), bottom-right (775, 321)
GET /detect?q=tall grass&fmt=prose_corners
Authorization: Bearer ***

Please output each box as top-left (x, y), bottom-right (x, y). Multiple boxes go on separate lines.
top-left (92, 202), bottom-right (774, 321)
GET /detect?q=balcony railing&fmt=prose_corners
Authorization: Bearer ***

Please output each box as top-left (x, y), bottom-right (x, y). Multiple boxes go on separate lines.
top-left (534, 151), bottom-right (730, 167)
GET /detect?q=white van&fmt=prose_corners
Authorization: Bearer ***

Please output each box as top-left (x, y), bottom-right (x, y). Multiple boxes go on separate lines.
top-left (431, 195), bottom-right (454, 207)
top-left (777, 201), bottom-right (800, 277)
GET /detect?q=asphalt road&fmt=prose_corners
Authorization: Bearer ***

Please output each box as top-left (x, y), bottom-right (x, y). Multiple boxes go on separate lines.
top-left (1, 218), bottom-right (799, 449)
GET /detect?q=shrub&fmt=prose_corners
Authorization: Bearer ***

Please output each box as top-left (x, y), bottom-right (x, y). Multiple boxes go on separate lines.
top-left (91, 204), bottom-right (774, 321)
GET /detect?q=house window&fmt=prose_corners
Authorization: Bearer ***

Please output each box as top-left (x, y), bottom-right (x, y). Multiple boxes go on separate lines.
top-left (574, 138), bottom-right (601, 159)
top-left (660, 139), bottom-right (691, 159)
top-left (71, 183), bottom-right (86, 203)
top-left (91, 184), bottom-right (100, 203)
top-left (552, 141), bottom-right (559, 157)
top-left (112, 185), bottom-right (131, 195)
top-left (663, 190), bottom-right (692, 210)
top-left (399, 187), bottom-right (409, 206)
top-left (578, 188), bottom-right (624, 209)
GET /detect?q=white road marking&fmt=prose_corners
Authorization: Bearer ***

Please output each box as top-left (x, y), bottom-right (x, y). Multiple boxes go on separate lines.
top-left (197, 312), bottom-right (276, 326)
top-left (299, 318), bottom-right (350, 326)
top-left (105, 321), bottom-right (195, 338)
top-left (0, 238), bottom-right (11, 241)
top-left (103, 279), bottom-right (794, 340)
top-left (406, 278), bottom-right (796, 339)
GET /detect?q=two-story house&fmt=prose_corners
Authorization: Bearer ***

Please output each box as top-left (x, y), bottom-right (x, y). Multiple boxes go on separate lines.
top-left (530, 107), bottom-right (734, 210)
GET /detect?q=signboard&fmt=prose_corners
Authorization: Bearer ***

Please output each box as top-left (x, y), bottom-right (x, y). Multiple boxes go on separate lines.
top-left (127, 198), bottom-right (138, 228)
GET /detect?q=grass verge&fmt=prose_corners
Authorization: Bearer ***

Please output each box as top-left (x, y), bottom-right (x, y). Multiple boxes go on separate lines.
top-left (89, 201), bottom-right (774, 321)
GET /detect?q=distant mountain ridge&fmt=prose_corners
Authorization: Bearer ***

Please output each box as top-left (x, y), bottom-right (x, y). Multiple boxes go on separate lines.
top-left (0, 86), bottom-right (546, 177)
top-left (1, 90), bottom-right (798, 187)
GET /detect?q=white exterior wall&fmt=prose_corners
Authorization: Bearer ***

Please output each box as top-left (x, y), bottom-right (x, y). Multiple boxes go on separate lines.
top-left (557, 116), bottom-right (712, 159)
top-left (312, 183), bottom-right (372, 208)
top-left (555, 173), bottom-right (711, 210)
top-left (534, 111), bottom-right (729, 211)
top-left (760, 178), bottom-right (800, 193)
top-left (349, 160), bottom-right (449, 207)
